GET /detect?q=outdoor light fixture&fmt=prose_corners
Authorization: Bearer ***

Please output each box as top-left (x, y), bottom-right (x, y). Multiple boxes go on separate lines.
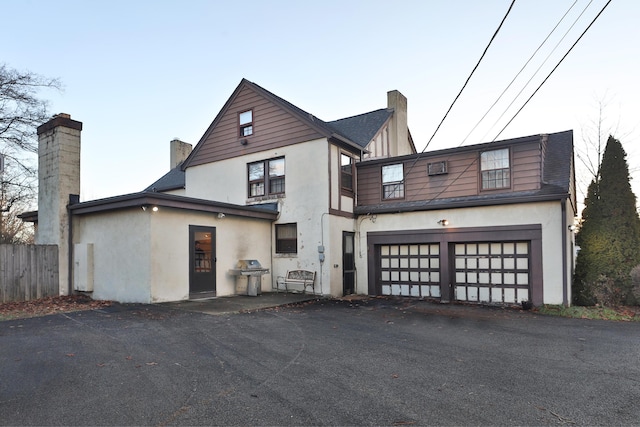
top-left (438, 219), bottom-right (449, 226)
top-left (152, 206), bottom-right (159, 212)
top-left (217, 213), bottom-right (225, 219)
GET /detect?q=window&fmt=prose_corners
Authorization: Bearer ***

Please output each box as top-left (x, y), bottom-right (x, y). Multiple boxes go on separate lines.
top-left (239, 110), bottom-right (253, 137)
top-left (481, 148), bottom-right (510, 189)
top-left (248, 157), bottom-right (285, 197)
top-left (382, 163), bottom-right (404, 199)
top-left (276, 223), bottom-right (297, 254)
top-left (341, 154), bottom-right (353, 192)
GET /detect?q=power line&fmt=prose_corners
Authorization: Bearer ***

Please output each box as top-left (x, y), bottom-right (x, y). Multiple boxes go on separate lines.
top-left (421, 0), bottom-right (517, 153)
top-left (481, 0), bottom-right (595, 142)
top-left (402, 0), bottom-right (516, 202)
top-left (458, 0), bottom-right (580, 147)
top-left (492, 0), bottom-right (613, 141)
top-left (404, 0), bottom-right (612, 206)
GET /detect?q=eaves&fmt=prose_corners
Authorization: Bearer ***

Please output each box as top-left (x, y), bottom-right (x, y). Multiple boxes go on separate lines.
top-left (69, 192), bottom-right (278, 221)
top-left (355, 191), bottom-right (570, 216)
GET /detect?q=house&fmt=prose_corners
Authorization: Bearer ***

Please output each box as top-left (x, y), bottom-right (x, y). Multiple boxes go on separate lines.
top-left (29, 79), bottom-right (577, 306)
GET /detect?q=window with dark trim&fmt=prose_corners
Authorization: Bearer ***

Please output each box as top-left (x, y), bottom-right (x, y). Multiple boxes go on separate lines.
top-left (480, 148), bottom-right (510, 190)
top-left (248, 157), bottom-right (285, 197)
top-left (276, 223), bottom-right (297, 254)
top-left (239, 110), bottom-right (253, 137)
top-left (382, 163), bottom-right (404, 199)
top-left (341, 154), bottom-right (353, 192)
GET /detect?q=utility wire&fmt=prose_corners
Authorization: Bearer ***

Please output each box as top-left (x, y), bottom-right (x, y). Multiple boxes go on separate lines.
top-left (482, 0), bottom-right (594, 142)
top-left (458, 0), bottom-right (579, 147)
top-left (492, 0), bottom-right (613, 141)
top-left (402, 0), bottom-right (516, 201)
top-left (421, 0), bottom-right (516, 154)
top-left (405, 0), bottom-right (612, 204)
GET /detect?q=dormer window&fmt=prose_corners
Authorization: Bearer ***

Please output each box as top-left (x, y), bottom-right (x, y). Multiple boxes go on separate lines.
top-left (239, 110), bottom-right (253, 137)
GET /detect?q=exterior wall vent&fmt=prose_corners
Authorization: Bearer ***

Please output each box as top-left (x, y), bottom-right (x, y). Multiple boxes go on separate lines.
top-left (428, 161), bottom-right (447, 176)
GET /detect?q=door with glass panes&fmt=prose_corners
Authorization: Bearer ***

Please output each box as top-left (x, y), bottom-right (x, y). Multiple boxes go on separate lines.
top-left (189, 225), bottom-right (216, 296)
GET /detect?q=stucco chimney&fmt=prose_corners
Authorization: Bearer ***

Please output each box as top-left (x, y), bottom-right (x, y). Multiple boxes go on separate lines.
top-left (36, 113), bottom-right (82, 295)
top-left (170, 139), bottom-right (192, 169)
top-left (387, 90), bottom-right (408, 157)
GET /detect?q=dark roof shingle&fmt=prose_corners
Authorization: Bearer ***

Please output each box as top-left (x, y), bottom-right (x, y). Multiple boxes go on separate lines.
top-left (327, 109), bottom-right (393, 148)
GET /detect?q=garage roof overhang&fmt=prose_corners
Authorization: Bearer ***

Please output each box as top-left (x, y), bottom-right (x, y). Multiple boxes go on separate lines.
top-left (355, 191), bottom-right (570, 216)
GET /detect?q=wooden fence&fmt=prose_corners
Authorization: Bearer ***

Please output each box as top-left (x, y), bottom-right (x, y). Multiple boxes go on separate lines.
top-left (0, 245), bottom-right (59, 303)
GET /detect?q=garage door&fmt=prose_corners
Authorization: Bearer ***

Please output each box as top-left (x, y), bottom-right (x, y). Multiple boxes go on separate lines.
top-left (379, 244), bottom-right (441, 298)
top-left (454, 242), bottom-right (530, 304)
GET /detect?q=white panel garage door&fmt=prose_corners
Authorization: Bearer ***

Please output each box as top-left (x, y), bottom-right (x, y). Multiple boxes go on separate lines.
top-left (379, 244), bottom-right (441, 298)
top-left (454, 242), bottom-right (530, 304)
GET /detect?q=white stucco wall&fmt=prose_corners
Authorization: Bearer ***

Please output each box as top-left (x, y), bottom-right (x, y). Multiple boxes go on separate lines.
top-left (321, 215), bottom-right (357, 297)
top-left (184, 139), bottom-right (339, 295)
top-left (72, 206), bottom-right (272, 303)
top-left (148, 208), bottom-right (272, 302)
top-left (269, 140), bottom-right (331, 293)
top-left (73, 209), bottom-right (152, 303)
top-left (356, 201), bottom-right (570, 305)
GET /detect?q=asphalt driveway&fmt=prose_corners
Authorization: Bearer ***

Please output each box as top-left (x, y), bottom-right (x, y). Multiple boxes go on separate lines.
top-left (1, 297), bottom-right (639, 426)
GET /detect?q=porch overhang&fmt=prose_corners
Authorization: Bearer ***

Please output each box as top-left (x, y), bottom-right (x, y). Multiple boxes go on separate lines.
top-left (69, 192), bottom-right (279, 220)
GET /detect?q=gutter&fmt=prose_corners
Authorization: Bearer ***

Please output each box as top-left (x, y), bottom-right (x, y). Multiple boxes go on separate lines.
top-left (69, 192), bottom-right (278, 221)
top-left (355, 192), bottom-right (571, 216)
top-left (561, 199), bottom-right (568, 306)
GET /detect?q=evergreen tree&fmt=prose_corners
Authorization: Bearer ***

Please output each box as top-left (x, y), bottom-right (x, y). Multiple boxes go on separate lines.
top-left (573, 136), bottom-right (640, 305)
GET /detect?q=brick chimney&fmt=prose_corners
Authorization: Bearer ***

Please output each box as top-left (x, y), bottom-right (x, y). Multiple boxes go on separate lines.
top-left (170, 138), bottom-right (192, 169)
top-left (387, 90), bottom-right (409, 157)
top-left (36, 113), bottom-right (82, 295)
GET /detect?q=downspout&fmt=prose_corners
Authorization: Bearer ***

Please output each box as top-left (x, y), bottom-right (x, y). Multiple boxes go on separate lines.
top-left (67, 194), bottom-right (79, 295)
top-left (561, 198), bottom-right (568, 306)
top-left (320, 212), bottom-right (329, 295)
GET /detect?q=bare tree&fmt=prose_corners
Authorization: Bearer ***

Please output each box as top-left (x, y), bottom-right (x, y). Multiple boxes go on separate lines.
top-left (576, 93), bottom-right (636, 210)
top-left (0, 64), bottom-right (62, 242)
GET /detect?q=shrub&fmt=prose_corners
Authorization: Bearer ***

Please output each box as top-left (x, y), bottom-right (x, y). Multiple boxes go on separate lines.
top-left (631, 265), bottom-right (640, 306)
top-left (590, 275), bottom-right (626, 307)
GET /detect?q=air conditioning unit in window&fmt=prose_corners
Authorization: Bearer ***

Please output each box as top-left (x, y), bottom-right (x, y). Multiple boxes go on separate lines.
top-left (428, 161), bottom-right (447, 176)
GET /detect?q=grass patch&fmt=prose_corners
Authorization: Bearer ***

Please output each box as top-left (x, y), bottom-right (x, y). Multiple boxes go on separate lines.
top-left (537, 304), bottom-right (639, 321)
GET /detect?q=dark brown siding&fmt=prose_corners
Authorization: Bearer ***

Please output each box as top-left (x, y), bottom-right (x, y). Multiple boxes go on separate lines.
top-left (357, 140), bottom-right (542, 205)
top-left (512, 142), bottom-right (541, 192)
top-left (188, 86), bottom-right (325, 167)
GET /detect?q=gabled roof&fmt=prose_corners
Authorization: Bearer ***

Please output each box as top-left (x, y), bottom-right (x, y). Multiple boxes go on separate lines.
top-left (181, 79), bottom-right (369, 170)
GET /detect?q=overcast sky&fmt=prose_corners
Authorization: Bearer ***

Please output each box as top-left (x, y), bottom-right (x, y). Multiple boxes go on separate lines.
top-left (3, 0), bottom-right (638, 210)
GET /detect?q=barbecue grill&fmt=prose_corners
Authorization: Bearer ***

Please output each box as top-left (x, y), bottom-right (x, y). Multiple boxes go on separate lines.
top-left (229, 259), bottom-right (270, 296)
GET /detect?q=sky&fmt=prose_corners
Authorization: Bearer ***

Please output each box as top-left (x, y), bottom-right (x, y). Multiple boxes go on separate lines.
top-left (3, 0), bottom-right (638, 211)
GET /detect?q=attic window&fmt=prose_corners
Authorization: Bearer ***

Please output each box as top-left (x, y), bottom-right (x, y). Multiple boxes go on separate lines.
top-left (239, 110), bottom-right (253, 137)
top-left (428, 161), bottom-right (447, 176)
